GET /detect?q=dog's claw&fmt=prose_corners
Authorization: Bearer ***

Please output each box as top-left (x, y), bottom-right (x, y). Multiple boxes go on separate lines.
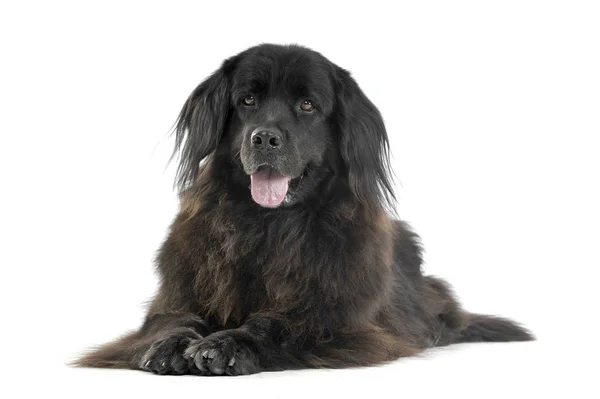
top-left (207, 349), bottom-right (218, 359)
top-left (228, 357), bottom-right (235, 367)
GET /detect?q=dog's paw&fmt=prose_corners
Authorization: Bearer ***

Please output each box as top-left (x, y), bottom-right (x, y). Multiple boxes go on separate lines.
top-left (140, 335), bottom-right (198, 375)
top-left (184, 331), bottom-right (260, 376)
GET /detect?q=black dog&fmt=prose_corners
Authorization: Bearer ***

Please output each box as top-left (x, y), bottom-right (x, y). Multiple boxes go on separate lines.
top-left (75, 44), bottom-right (532, 376)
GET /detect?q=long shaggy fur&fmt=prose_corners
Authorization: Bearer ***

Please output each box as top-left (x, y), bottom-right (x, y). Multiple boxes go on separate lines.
top-left (74, 44), bottom-right (533, 375)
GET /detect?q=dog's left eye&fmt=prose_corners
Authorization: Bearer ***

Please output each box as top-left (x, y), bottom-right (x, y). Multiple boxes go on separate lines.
top-left (300, 100), bottom-right (315, 112)
top-left (243, 95), bottom-right (256, 106)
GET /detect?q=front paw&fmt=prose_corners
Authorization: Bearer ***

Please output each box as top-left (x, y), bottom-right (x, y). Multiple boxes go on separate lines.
top-left (140, 335), bottom-right (198, 375)
top-left (184, 330), bottom-right (260, 376)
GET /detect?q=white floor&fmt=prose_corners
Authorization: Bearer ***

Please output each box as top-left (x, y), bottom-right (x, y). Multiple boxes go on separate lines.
top-left (8, 340), bottom-right (594, 399)
top-left (2, 2), bottom-right (599, 398)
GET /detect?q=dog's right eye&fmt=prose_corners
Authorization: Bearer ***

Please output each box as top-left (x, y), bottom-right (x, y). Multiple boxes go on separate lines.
top-left (243, 95), bottom-right (256, 106)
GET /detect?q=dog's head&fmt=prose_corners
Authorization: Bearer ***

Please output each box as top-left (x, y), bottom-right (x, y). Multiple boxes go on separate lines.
top-left (174, 44), bottom-right (394, 209)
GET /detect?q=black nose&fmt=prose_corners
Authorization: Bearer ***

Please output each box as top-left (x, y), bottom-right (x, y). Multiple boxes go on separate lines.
top-left (251, 130), bottom-right (283, 152)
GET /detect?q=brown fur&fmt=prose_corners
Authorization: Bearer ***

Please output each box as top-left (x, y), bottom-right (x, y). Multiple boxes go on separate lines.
top-left (74, 44), bottom-right (533, 376)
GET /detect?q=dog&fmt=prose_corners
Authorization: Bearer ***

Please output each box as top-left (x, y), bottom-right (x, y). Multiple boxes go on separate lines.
top-left (75, 44), bottom-right (533, 376)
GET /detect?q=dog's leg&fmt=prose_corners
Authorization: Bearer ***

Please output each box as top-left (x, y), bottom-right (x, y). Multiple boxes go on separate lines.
top-left (184, 315), bottom-right (284, 375)
top-left (185, 315), bottom-right (420, 375)
top-left (73, 313), bottom-right (211, 375)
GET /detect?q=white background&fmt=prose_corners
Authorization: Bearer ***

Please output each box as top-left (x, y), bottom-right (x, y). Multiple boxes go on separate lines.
top-left (1, 0), bottom-right (598, 397)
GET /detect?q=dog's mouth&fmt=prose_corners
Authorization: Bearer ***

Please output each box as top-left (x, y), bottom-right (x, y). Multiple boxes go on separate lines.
top-left (250, 165), bottom-right (305, 208)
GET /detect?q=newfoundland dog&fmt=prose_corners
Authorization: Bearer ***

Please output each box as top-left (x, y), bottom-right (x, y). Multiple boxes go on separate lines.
top-left (75, 44), bottom-right (532, 376)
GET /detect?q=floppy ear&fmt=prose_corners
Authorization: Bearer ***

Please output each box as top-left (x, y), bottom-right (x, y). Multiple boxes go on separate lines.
top-left (173, 60), bottom-right (234, 190)
top-left (335, 68), bottom-right (396, 210)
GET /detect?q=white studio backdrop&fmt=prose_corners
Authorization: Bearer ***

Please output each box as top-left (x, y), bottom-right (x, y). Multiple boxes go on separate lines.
top-left (0, 1), bottom-right (598, 398)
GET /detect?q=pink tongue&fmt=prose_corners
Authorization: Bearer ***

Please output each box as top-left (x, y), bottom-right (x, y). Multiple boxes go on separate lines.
top-left (250, 166), bottom-right (291, 207)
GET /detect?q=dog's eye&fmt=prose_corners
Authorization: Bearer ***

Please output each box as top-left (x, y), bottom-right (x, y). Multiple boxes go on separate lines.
top-left (300, 100), bottom-right (315, 112)
top-left (243, 95), bottom-right (256, 106)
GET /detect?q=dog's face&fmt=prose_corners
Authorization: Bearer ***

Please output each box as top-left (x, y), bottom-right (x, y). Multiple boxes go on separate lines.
top-left (230, 48), bottom-right (337, 207)
top-left (174, 44), bottom-right (395, 209)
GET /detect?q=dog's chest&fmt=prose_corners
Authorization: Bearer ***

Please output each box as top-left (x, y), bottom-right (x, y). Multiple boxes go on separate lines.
top-left (198, 211), bottom-right (347, 323)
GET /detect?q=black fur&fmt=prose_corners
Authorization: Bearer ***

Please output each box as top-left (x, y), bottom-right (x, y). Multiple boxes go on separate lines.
top-left (74, 44), bottom-right (533, 375)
